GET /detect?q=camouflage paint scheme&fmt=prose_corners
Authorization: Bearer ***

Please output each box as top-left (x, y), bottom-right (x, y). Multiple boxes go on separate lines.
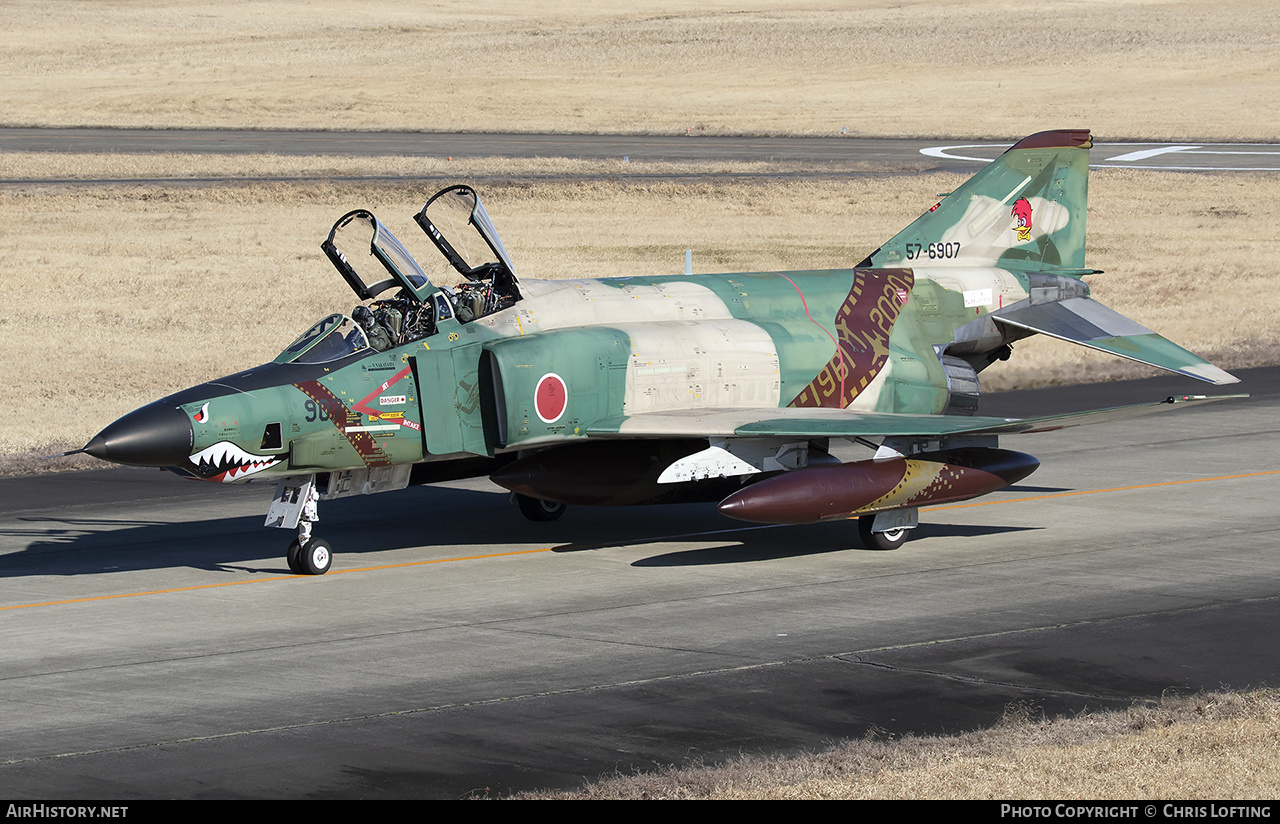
top-left (84, 130), bottom-right (1240, 568)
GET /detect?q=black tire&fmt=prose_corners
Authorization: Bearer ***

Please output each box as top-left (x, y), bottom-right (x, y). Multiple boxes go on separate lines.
top-left (286, 538), bottom-right (305, 574)
top-left (516, 494), bottom-right (566, 522)
top-left (858, 515), bottom-right (910, 551)
top-left (300, 537), bottom-right (333, 575)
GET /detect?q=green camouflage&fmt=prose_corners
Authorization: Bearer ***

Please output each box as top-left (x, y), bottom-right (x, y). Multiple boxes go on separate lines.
top-left (82, 131), bottom-right (1241, 570)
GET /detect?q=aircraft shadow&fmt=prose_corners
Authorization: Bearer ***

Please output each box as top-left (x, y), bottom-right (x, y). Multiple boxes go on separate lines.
top-left (0, 485), bottom-right (508, 579)
top-left (629, 521), bottom-right (1041, 567)
top-left (0, 484), bottom-right (1040, 579)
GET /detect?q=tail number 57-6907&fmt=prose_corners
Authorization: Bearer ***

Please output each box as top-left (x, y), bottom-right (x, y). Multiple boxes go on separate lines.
top-left (905, 242), bottom-right (961, 260)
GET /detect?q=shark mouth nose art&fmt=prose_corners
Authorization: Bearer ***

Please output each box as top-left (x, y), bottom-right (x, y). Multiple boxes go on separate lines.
top-left (189, 441), bottom-right (284, 482)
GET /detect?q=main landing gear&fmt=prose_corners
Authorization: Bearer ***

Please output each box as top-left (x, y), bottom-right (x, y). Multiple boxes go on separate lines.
top-left (857, 508), bottom-right (918, 551)
top-left (514, 493), bottom-right (567, 521)
top-left (858, 516), bottom-right (909, 550)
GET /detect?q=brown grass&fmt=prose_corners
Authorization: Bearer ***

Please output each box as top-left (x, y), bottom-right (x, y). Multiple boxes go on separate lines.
top-left (519, 690), bottom-right (1280, 799)
top-left (1, 164), bottom-right (1274, 465)
top-left (1, 0), bottom-right (1277, 140)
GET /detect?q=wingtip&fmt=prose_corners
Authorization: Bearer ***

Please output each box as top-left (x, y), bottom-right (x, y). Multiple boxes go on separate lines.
top-left (1179, 364), bottom-right (1240, 386)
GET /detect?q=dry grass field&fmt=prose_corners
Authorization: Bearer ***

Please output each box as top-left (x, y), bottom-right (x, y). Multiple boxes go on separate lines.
top-left (522, 691), bottom-right (1280, 799)
top-left (1, 0), bottom-right (1277, 139)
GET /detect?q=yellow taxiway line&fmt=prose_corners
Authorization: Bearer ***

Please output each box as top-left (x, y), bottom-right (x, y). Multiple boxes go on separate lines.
top-left (4, 469), bottom-right (1277, 612)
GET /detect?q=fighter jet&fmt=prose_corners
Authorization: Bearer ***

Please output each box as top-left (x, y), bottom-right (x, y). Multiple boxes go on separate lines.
top-left (79, 130), bottom-right (1241, 574)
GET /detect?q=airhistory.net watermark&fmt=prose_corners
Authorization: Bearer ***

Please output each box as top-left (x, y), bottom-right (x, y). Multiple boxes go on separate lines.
top-left (6, 806), bottom-right (127, 819)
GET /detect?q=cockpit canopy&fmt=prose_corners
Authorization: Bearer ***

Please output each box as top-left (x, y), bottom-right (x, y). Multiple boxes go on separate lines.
top-left (323, 184), bottom-right (521, 306)
top-left (282, 186), bottom-right (524, 362)
top-left (274, 313), bottom-right (369, 364)
top-left (322, 210), bottom-right (439, 304)
top-left (415, 185), bottom-right (520, 300)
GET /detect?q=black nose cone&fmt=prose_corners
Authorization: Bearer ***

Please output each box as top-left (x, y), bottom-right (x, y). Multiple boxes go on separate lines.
top-left (83, 403), bottom-right (194, 468)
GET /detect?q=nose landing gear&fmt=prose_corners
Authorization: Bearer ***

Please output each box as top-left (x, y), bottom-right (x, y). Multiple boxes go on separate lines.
top-left (268, 477), bottom-right (333, 575)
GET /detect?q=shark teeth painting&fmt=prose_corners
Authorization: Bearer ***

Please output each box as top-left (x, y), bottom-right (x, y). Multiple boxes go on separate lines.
top-left (189, 440), bottom-right (283, 483)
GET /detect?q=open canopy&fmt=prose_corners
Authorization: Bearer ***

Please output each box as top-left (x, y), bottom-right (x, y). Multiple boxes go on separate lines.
top-left (320, 188), bottom-right (522, 330)
top-left (322, 209), bottom-right (439, 304)
top-left (415, 185), bottom-right (521, 299)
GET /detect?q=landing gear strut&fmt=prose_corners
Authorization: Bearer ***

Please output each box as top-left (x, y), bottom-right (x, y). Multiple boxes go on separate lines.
top-left (268, 477), bottom-right (333, 575)
top-left (290, 482), bottom-right (331, 574)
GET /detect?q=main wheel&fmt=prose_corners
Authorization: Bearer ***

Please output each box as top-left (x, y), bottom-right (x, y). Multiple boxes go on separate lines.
top-left (286, 538), bottom-right (305, 574)
top-left (858, 515), bottom-right (910, 551)
top-left (516, 494), bottom-right (567, 522)
top-left (300, 537), bottom-right (333, 575)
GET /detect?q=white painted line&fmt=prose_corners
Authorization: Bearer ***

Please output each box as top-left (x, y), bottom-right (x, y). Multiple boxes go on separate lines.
top-left (1106, 146), bottom-right (1200, 162)
top-left (921, 141), bottom-right (1280, 171)
top-left (1093, 165), bottom-right (1280, 172)
top-left (919, 144), bottom-right (1004, 163)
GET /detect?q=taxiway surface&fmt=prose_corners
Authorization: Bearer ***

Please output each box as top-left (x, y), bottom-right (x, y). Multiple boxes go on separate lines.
top-left (3, 128), bottom-right (1277, 178)
top-left (1, 374), bottom-right (1277, 798)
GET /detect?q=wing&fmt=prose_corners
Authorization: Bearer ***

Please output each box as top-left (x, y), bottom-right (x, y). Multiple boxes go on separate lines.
top-left (586, 393), bottom-right (1246, 440)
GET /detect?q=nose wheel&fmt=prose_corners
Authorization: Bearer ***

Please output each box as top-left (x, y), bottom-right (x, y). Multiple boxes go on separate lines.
top-left (287, 536), bottom-right (333, 575)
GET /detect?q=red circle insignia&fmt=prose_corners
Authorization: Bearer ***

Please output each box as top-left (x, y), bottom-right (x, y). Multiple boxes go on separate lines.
top-left (534, 373), bottom-right (567, 423)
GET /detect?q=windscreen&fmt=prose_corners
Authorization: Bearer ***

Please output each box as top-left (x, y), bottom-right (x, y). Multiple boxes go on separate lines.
top-left (274, 314), bottom-right (370, 364)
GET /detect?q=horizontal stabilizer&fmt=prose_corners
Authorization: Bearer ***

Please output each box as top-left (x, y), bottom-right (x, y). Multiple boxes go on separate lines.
top-left (587, 394), bottom-right (1246, 440)
top-left (994, 297), bottom-right (1239, 385)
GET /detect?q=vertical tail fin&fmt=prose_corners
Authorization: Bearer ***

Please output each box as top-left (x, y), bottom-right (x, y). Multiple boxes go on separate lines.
top-left (859, 129), bottom-right (1092, 271)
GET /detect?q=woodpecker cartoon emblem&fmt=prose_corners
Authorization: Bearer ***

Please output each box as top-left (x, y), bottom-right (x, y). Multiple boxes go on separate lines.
top-left (1011, 197), bottom-right (1033, 242)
